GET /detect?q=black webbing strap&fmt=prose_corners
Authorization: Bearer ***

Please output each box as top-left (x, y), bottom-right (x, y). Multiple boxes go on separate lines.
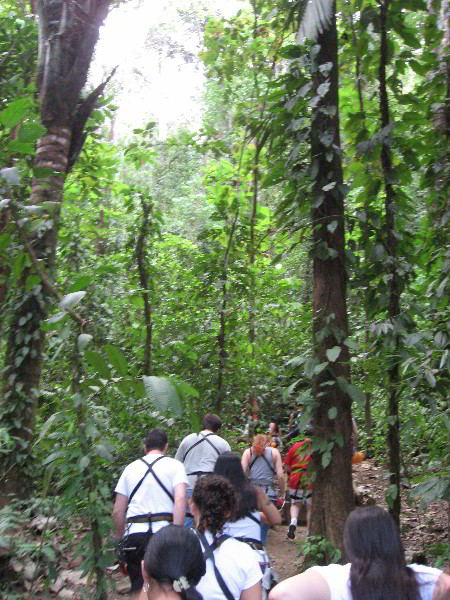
top-left (198, 532), bottom-right (234, 600)
top-left (187, 470), bottom-right (211, 477)
top-left (128, 456), bottom-right (173, 505)
top-left (183, 433), bottom-right (221, 461)
top-left (235, 536), bottom-right (264, 550)
top-left (127, 512), bottom-right (173, 524)
top-left (139, 457), bottom-right (174, 502)
top-left (250, 449), bottom-right (275, 475)
top-left (246, 511), bottom-right (261, 526)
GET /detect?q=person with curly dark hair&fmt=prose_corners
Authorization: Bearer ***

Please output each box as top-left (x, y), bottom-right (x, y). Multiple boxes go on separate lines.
top-left (140, 525), bottom-right (205, 600)
top-left (268, 505), bottom-right (450, 600)
top-left (191, 475), bottom-right (262, 600)
top-left (214, 452), bottom-right (281, 598)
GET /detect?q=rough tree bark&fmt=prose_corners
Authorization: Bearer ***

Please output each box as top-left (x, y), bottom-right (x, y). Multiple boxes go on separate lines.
top-left (305, 3), bottom-right (354, 552)
top-left (379, 0), bottom-right (401, 526)
top-left (0, 0), bottom-right (111, 503)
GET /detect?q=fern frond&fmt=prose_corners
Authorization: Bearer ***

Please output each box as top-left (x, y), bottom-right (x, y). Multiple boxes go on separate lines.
top-left (297, 0), bottom-right (334, 44)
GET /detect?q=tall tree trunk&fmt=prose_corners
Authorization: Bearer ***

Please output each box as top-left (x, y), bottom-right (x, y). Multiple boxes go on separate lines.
top-left (308, 5), bottom-right (354, 552)
top-left (136, 200), bottom-right (153, 376)
top-left (379, 0), bottom-right (401, 526)
top-left (0, 0), bottom-right (110, 503)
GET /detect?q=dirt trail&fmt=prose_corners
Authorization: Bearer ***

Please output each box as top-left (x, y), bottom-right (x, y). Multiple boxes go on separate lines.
top-left (267, 523), bottom-right (305, 580)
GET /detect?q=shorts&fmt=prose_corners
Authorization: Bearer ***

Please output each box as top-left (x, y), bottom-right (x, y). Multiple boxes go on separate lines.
top-left (123, 532), bottom-right (151, 592)
top-left (288, 487), bottom-right (312, 505)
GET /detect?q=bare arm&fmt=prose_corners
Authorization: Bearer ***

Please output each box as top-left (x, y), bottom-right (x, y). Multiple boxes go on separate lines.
top-left (433, 572), bottom-right (450, 600)
top-left (112, 493), bottom-right (128, 539)
top-left (172, 482), bottom-right (187, 525)
top-left (272, 449), bottom-right (285, 497)
top-left (174, 439), bottom-right (186, 463)
top-left (241, 449), bottom-right (251, 475)
top-left (268, 570), bottom-right (331, 600)
top-left (255, 487), bottom-right (281, 526)
top-left (240, 582), bottom-right (261, 600)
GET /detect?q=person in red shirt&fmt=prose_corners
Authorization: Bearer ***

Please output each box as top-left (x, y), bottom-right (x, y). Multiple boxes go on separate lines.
top-left (284, 435), bottom-right (313, 540)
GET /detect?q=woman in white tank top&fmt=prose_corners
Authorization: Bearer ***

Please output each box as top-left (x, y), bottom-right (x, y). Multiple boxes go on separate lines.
top-left (269, 506), bottom-right (450, 600)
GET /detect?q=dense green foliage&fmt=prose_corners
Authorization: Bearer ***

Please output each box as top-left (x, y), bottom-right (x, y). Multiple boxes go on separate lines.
top-left (0, 0), bottom-right (449, 593)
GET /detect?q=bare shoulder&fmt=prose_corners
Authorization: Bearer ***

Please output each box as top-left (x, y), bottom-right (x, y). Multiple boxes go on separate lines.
top-left (268, 569), bottom-right (331, 600)
top-left (272, 447), bottom-right (282, 460)
top-left (433, 572), bottom-right (450, 600)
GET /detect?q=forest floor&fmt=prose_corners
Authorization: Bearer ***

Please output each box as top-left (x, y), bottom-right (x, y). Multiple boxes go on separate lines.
top-left (4, 458), bottom-right (448, 599)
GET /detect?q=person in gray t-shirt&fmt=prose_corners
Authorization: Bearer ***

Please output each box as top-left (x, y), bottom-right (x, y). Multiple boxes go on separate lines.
top-left (175, 413), bottom-right (231, 526)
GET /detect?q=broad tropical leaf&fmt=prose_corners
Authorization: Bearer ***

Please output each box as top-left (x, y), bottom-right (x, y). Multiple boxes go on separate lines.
top-left (143, 376), bottom-right (183, 416)
top-left (296, 0), bottom-right (334, 43)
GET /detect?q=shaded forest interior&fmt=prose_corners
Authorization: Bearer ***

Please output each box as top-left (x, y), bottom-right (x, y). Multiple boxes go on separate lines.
top-left (0, 0), bottom-right (449, 598)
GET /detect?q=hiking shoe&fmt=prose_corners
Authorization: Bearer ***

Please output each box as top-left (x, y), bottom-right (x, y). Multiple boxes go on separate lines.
top-left (287, 524), bottom-right (296, 539)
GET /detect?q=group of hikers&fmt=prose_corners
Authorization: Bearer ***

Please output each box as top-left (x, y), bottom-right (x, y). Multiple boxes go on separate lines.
top-left (112, 413), bottom-right (450, 600)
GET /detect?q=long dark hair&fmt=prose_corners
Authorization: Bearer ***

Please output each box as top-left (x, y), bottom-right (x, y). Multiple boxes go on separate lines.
top-left (192, 474), bottom-right (237, 535)
top-left (213, 451), bottom-right (258, 519)
top-left (143, 525), bottom-right (205, 600)
top-left (344, 506), bottom-right (420, 600)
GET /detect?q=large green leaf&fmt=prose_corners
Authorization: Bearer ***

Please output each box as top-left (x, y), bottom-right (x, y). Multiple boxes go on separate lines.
top-left (105, 345), bottom-right (128, 377)
top-left (0, 98), bottom-right (32, 127)
top-left (326, 346), bottom-right (341, 362)
top-left (84, 351), bottom-right (111, 380)
top-left (143, 376), bottom-right (183, 416)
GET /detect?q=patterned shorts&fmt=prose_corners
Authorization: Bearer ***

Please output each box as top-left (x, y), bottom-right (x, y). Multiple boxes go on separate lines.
top-left (288, 487), bottom-right (312, 505)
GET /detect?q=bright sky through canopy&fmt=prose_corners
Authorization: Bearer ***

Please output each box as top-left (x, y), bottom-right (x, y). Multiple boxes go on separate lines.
top-left (93, 0), bottom-right (245, 139)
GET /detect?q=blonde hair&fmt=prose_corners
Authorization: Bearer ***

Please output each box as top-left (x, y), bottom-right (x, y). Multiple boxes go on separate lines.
top-left (252, 434), bottom-right (268, 456)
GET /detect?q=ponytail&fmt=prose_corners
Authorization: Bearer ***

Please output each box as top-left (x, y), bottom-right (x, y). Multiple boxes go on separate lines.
top-left (143, 526), bottom-right (205, 598)
top-left (252, 434), bottom-right (268, 456)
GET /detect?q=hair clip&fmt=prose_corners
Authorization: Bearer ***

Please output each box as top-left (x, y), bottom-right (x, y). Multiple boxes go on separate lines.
top-left (173, 576), bottom-right (190, 593)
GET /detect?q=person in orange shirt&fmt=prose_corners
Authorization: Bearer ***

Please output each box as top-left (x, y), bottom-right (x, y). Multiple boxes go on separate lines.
top-left (284, 434), bottom-right (313, 539)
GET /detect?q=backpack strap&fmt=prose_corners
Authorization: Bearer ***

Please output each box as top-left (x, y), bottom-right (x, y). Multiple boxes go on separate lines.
top-left (128, 456), bottom-right (174, 505)
top-left (250, 449), bottom-right (275, 475)
top-left (198, 532), bottom-right (234, 600)
top-left (183, 432), bottom-right (221, 462)
top-left (246, 511), bottom-right (261, 526)
top-left (235, 537), bottom-right (264, 550)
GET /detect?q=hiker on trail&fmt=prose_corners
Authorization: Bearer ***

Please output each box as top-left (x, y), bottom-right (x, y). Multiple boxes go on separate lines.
top-left (214, 452), bottom-right (281, 599)
top-left (191, 474), bottom-right (262, 600)
top-left (269, 505), bottom-right (450, 600)
top-left (175, 413), bottom-right (231, 526)
top-left (267, 420), bottom-right (283, 451)
top-left (241, 434), bottom-right (285, 546)
top-left (113, 428), bottom-right (188, 598)
top-left (140, 525), bottom-right (206, 600)
top-left (284, 431), bottom-right (313, 539)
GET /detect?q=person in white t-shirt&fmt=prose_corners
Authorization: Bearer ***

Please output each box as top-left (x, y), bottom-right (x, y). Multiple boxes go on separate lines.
top-left (269, 505), bottom-right (450, 600)
top-left (191, 474), bottom-right (262, 600)
top-left (113, 428), bottom-right (188, 597)
top-left (175, 414), bottom-right (231, 526)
